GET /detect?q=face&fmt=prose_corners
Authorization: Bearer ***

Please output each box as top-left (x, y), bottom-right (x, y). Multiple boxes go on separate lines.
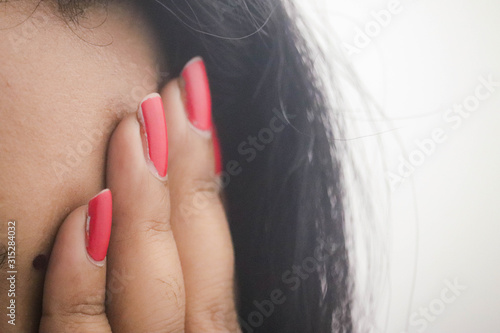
top-left (0, 1), bottom-right (164, 330)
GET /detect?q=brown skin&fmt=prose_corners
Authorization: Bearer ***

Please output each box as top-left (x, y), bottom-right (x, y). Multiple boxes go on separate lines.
top-left (0, 2), bottom-right (237, 332)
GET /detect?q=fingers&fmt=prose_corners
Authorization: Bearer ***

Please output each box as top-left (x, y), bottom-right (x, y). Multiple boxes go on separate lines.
top-left (39, 190), bottom-right (113, 333)
top-left (164, 57), bottom-right (239, 332)
top-left (105, 95), bottom-right (185, 332)
top-left (41, 58), bottom-right (236, 333)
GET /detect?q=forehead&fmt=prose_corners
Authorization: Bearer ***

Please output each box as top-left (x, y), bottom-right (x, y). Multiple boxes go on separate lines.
top-left (0, 0), bottom-right (162, 88)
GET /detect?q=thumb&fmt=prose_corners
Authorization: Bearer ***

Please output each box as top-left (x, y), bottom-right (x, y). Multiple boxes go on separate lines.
top-left (39, 190), bottom-right (113, 333)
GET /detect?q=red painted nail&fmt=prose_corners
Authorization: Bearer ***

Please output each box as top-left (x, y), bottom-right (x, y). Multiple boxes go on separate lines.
top-left (86, 189), bottom-right (113, 262)
top-left (181, 57), bottom-right (222, 174)
top-left (139, 93), bottom-right (169, 179)
top-left (181, 57), bottom-right (213, 132)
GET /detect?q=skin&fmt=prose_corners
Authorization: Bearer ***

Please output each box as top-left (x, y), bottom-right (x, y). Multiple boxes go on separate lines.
top-left (0, 1), bottom-right (237, 332)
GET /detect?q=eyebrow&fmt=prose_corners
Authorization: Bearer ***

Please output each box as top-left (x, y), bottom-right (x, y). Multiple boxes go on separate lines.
top-left (57, 0), bottom-right (109, 20)
top-left (1, 0), bottom-right (108, 22)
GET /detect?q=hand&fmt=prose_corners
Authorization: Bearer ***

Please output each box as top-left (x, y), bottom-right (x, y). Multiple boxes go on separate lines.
top-left (38, 58), bottom-right (239, 332)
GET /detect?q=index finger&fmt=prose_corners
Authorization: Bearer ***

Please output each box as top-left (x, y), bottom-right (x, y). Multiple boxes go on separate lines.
top-left (39, 191), bottom-right (113, 333)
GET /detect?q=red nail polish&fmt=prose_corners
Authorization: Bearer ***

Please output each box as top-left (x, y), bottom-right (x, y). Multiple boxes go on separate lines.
top-left (139, 93), bottom-right (169, 179)
top-left (86, 189), bottom-right (113, 262)
top-left (181, 57), bottom-right (212, 132)
top-left (182, 57), bottom-right (222, 174)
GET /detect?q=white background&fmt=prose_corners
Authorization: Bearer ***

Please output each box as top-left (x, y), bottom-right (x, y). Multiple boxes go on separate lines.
top-left (300, 0), bottom-right (500, 332)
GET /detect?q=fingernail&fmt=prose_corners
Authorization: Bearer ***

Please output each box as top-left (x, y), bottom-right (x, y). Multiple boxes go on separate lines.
top-left (138, 93), bottom-right (169, 179)
top-left (180, 57), bottom-right (212, 132)
top-left (180, 57), bottom-right (222, 174)
top-left (86, 189), bottom-right (113, 263)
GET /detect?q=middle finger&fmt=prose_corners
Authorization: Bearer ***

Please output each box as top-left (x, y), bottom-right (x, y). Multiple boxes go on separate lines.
top-left (105, 94), bottom-right (185, 333)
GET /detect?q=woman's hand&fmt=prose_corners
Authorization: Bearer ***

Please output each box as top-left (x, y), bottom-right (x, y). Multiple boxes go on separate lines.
top-left (38, 58), bottom-right (239, 332)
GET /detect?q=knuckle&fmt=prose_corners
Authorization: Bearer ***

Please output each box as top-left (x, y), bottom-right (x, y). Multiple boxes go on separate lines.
top-left (191, 177), bottom-right (220, 198)
top-left (157, 276), bottom-right (185, 308)
top-left (137, 276), bottom-right (185, 332)
top-left (162, 314), bottom-right (186, 332)
top-left (61, 294), bottom-right (106, 318)
top-left (144, 305), bottom-right (185, 332)
top-left (146, 317), bottom-right (185, 333)
top-left (41, 294), bottom-right (107, 328)
top-left (139, 217), bottom-right (172, 235)
top-left (190, 295), bottom-right (239, 332)
top-left (177, 178), bottom-right (220, 219)
top-left (134, 187), bottom-right (172, 236)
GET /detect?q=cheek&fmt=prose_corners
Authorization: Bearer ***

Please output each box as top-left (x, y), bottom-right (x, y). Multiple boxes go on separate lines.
top-left (0, 91), bottom-right (114, 240)
top-left (0, 90), bottom-right (118, 330)
top-left (0, 59), bottom-right (157, 267)
top-left (0, 8), bottom-right (161, 254)
top-left (0, 3), bottom-right (163, 331)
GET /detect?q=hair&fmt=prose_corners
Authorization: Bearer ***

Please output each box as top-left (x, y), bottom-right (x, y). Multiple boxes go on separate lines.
top-left (62, 0), bottom-right (356, 331)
